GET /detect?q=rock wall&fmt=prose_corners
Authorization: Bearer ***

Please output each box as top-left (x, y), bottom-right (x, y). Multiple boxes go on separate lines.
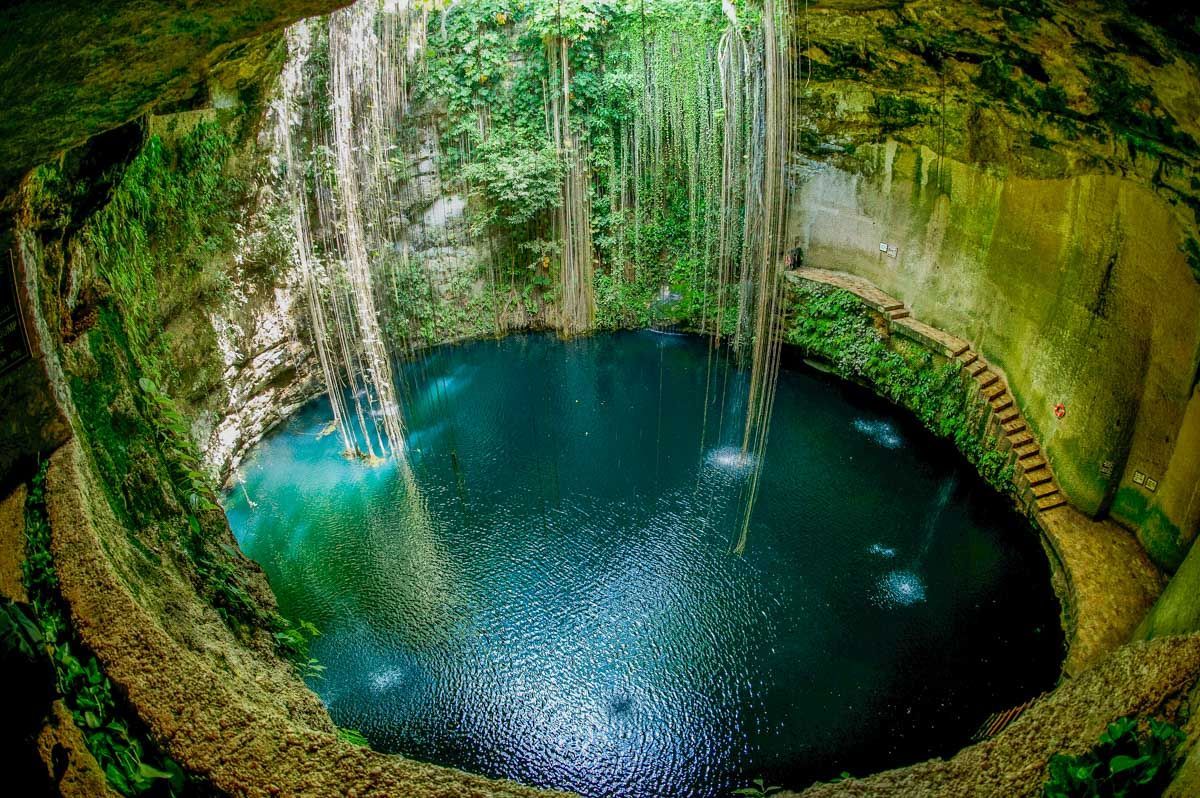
top-left (783, 0), bottom-right (1200, 576)
top-left (0, 0), bottom-right (352, 194)
top-left (790, 142), bottom-right (1200, 569)
top-left (195, 101), bottom-right (490, 481)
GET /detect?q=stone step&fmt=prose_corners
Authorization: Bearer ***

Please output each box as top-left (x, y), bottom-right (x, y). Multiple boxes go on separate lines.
top-left (1021, 455), bottom-right (1047, 472)
top-left (982, 383), bottom-right (1007, 401)
top-left (959, 351), bottom-right (978, 367)
top-left (889, 308), bottom-right (911, 320)
top-left (1007, 430), bottom-right (1033, 448)
top-left (1024, 468), bottom-right (1053, 487)
top-left (997, 406), bottom-right (1020, 424)
top-left (1002, 419), bottom-right (1027, 435)
top-left (991, 395), bottom-right (1015, 413)
top-left (976, 371), bottom-right (1000, 389)
top-left (967, 360), bottom-right (989, 377)
top-left (1037, 495), bottom-right (1066, 512)
top-left (1015, 443), bottom-right (1041, 460)
top-left (891, 317), bottom-right (972, 358)
top-left (880, 299), bottom-right (905, 313)
top-left (1031, 481), bottom-right (1059, 498)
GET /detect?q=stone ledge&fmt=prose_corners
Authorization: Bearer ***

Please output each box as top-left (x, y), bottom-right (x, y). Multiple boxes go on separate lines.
top-left (891, 316), bottom-right (970, 359)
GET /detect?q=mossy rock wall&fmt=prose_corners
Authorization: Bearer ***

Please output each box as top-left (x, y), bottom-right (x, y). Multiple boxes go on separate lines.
top-left (791, 141), bottom-right (1200, 570)
top-left (0, 0), bottom-right (349, 195)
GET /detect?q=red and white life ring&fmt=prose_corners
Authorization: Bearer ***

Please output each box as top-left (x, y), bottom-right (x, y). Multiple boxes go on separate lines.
top-left (1054, 403), bottom-right (1066, 419)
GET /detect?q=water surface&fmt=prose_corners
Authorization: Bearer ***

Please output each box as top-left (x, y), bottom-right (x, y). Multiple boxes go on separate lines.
top-left (226, 331), bottom-right (1063, 797)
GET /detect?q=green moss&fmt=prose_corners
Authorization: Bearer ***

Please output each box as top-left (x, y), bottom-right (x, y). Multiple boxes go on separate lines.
top-left (28, 116), bottom-right (321, 669)
top-left (981, 0), bottom-right (1049, 20)
top-left (811, 40), bottom-right (879, 80)
top-left (1084, 60), bottom-right (1198, 158)
top-left (1138, 537), bottom-right (1200, 639)
top-left (1111, 487), bottom-right (1187, 571)
top-left (65, 120), bottom-right (242, 356)
top-left (974, 57), bottom-right (1025, 104)
top-left (1182, 237), bottom-right (1200, 283)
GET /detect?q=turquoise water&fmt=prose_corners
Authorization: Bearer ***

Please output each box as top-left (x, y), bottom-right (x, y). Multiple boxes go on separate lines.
top-left (226, 331), bottom-right (1063, 797)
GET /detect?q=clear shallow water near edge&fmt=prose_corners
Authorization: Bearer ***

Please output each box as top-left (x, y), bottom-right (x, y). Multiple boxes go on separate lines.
top-left (226, 331), bottom-right (1064, 798)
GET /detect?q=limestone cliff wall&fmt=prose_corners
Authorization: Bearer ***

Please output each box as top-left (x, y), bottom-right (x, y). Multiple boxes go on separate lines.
top-left (791, 142), bottom-right (1200, 569)
top-left (1, 1), bottom-right (1199, 794)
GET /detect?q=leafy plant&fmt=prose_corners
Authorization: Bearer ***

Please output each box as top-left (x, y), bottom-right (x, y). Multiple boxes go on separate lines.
top-left (273, 618), bottom-right (326, 680)
top-left (1043, 716), bottom-right (1185, 798)
top-left (0, 599), bottom-right (44, 661)
top-left (22, 463), bottom-right (189, 796)
top-left (734, 777), bottom-right (782, 797)
top-left (337, 727), bottom-right (371, 747)
top-left (461, 128), bottom-right (564, 230)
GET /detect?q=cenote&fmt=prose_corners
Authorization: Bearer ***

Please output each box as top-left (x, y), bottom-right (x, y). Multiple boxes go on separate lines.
top-left (226, 331), bottom-right (1064, 797)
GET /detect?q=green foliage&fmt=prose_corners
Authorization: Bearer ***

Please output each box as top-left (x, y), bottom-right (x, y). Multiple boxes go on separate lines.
top-left (1043, 716), bottom-right (1185, 798)
top-left (733, 777), bottom-right (782, 797)
top-left (31, 119), bottom-right (323, 679)
top-left (461, 128), bottom-right (564, 229)
top-left (133, 373), bottom-right (272, 640)
top-left (273, 618), bottom-right (325, 680)
top-left (417, 0), bottom-right (728, 333)
top-left (382, 251), bottom-right (501, 347)
top-left (60, 122), bottom-right (243, 355)
top-left (594, 270), bottom-right (654, 329)
top-left (0, 598), bottom-right (43, 662)
top-left (22, 463), bottom-right (190, 797)
top-left (786, 284), bottom-right (1014, 491)
top-left (137, 376), bottom-right (216, 514)
top-left (337, 727), bottom-right (370, 747)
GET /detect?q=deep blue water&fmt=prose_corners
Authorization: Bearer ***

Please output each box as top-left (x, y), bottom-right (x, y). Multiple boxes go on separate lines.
top-left (226, 331), bottom-right (1063, 798)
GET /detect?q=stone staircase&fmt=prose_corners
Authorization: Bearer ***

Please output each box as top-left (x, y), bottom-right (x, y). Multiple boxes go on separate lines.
top-left (971, 693), bottom-right (1044, 742)
top-left (953, 346), bottom-right (1066, 512)
top-left (788, 268), bottom-right (1066, 515)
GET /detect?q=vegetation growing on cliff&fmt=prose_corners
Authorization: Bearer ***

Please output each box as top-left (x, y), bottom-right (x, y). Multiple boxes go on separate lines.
top-left (1044, 715), bottom-right (1185, 798)
top-left (803, 2), bottom-right (1200, 273)
top-left (276, 0), bottom-right (773, 348)
top-left (25, 115), bottom-right (326, 679)
top-left (22, 463), bottom-right (193, 797)
top-left (785, 283), bottom-right (1014, 491)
